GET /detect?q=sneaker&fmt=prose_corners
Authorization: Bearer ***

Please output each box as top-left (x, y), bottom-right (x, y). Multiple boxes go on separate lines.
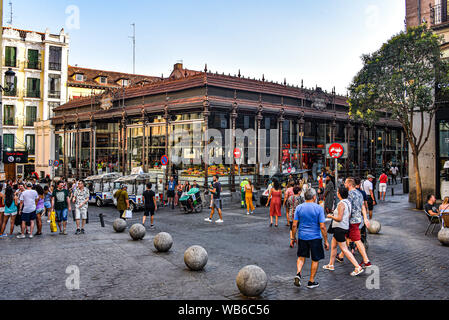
top-left (28, 234), bottom-right (34, 239)
top-left (360, 261), bottom-right (372, 269)
top-left (246, 212), bottom-right (250, 215)
top-left (307, 281), bottom-right (320, 289)
top-left (204, 218), bottom-right (212, 222)
top-left (150, 225), bottom-right (155, 229)
top-left (81, 229), bottom-right (85, 234)
top-left (75, 229), bottom-right (81, 235)
top-left (294, 273), bottom-right (301, 287)
top-left (59, 230), bottom-right (63, 235)
top-left (215, 219), bottom-right (224, 223)
top-left (63, 230), bottom-right (68, 235)
top-left (17, 234), bottom-right (26, 239)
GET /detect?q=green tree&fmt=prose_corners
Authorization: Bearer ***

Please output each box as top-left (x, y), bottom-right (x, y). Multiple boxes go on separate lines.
top-left (348, 25), bottom-right (449, 209)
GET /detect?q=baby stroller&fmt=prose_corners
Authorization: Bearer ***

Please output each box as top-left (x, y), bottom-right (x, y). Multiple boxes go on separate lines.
top-left (179, 188), bottom-right (203, 214)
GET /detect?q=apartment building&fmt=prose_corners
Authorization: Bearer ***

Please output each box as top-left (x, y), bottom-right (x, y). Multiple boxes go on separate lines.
top-left (2, 27), bottom-right (69, 180)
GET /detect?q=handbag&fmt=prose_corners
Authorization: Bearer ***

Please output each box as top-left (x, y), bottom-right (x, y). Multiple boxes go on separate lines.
top-left (122, 210), bottom-right (133, 219)
top-left (14, 212), bottom-right (22, 226)
top-left (50, 211), bottom-right (57, 233)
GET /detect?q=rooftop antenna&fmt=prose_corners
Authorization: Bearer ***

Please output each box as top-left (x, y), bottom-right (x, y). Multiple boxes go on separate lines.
top-left (129, 23), bottom-right (136, 74)
top-left (7, 0), bottom-right (13, 26)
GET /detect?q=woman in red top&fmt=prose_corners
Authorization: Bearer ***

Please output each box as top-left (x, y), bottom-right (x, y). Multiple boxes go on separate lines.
top-left (266, 179), bottom-right (282, 227)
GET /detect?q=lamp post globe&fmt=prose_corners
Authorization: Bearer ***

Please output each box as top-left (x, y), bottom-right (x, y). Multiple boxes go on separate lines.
top-left (5, 68), bottom-right (15, 91)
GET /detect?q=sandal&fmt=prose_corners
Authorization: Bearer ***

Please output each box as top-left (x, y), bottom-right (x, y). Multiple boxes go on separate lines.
top-left (336, 256), bottom-right (344, 263)
top-left (323, 264), bottom-right (335, 271)
top-left (350, 267), bottom-right (364, 276)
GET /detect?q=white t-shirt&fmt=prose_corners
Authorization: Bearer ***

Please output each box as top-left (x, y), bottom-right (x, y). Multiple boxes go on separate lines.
top-left (390, 167), bottom-right (398, 175)
top-left (20, 189), bottom-right (39, 213)
top-left (362, 180), bottom-right (373, 196)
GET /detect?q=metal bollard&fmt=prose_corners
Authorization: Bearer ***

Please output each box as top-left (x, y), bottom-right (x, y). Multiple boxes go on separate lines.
top-left (391, 188), bottom-right (394, 196)
top-left (99, 213), bottom-right (105, 228)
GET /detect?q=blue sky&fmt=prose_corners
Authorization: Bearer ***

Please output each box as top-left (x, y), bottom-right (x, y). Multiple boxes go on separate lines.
top-left (5, 0), bottom-right (405, 94)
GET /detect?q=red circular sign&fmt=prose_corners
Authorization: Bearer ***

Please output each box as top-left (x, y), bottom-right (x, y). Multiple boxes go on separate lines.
top-left (161, 155), bottom-right (169, 166)
top-left (328, 143), bottom-right (344, 159)
top-left (287, 167), bottom-right (292, 173)
top-left (234, 148), bottom-right (242, 159)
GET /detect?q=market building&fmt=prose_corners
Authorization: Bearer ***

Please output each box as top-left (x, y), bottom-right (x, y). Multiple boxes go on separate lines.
top-left (405, 0), bottom-right (449, 200)
top-left (35, 65), bottom-right (161, 179)
top-left (52, 63), bottom-right (407, 190)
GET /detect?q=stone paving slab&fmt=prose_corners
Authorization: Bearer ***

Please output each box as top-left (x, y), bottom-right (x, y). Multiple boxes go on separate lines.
top-left (1, 192), bottom-right (448, 300)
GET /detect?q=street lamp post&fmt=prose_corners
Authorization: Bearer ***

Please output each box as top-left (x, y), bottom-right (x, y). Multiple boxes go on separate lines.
top-left (0, 68), bottom-right (16, 176)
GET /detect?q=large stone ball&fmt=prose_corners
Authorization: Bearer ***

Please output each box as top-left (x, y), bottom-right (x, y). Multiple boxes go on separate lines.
top-left (154, 232), bottom-right (173, 252)
top-left (438, 228), bottom-right (449, 246)
top-left (236, 265), bottom-right (268, 297)
top-left (184, 245), bottom-right (208, 271)
top-left (367, 220), bottom-right (381, 234)
top-left (113, 219), bottom-right (127, 233)
top-left (129, 224), bottom-right (146, 241)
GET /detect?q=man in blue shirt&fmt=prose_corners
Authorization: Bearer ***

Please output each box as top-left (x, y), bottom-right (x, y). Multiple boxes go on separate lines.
top-left (291, 188), bottom-right (329, 289)
top-left (167, 176), bottom-right (176, 210)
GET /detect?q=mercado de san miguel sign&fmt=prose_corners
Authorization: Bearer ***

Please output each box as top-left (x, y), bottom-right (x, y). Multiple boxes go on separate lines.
top-left (3, 151), bottom-right (28, 164)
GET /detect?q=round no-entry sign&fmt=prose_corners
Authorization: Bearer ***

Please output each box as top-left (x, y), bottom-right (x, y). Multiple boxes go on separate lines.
top-left (234, 148), bottom-right (242, 159)
top-left (161, 155), bottom-right (169, 166)
top-left (328, 143), bottom-right (344, 159)
top-left (287, 167), bottom-right (292, 173)
top-left (54, 160), bottom-right (60, 168)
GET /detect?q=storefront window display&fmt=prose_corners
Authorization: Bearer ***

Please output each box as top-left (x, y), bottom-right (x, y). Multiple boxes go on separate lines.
top-left (235, 114), bottom-right (256, 175)
top-left (95, 122), bottom-right (120, 174)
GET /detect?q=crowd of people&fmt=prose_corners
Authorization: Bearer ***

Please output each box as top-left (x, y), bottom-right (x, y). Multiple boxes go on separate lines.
top-left (0, 178), bottom-right (91, 238)
top-left (259, 171), bottom-right (376, 289)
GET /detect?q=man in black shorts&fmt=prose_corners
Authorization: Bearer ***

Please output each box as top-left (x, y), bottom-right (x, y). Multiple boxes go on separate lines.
top-left (142, 183), bottom-right (157, 228)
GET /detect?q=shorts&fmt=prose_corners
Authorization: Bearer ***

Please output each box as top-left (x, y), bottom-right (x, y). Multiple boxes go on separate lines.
top-left (213, 198), bottom-right (222, 210)
top-left (167, 190), bottom-right (175, 198)
top-left (4, 210), bottom-right (17, 216)
top-left (332, 227), bottom-right (348, 243)
top-left (36, 208), bottom-right (44, 215)
top-left (297, 238), bottom-right (325, 261)
top-left (55, 208), bottom-right (68, 222)
top-left (367, 197), bottom-right (374, 211)
top-left (379, 183), bottom-right (387, 193)
top-left (144, 207), bottom-right (155, 216)
top-left (44, 202), bottom-right (52, 209)
top-left (21, 211), bottom-right (37, 223)
top-left (346, 223), bottom-right (361, 241)
top-left (0, 207), bottom-right (4, 213)
top-left (75, 207), bottom-right (88, 220)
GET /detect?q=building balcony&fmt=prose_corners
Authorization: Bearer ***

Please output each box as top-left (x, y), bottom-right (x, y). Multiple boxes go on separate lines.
top-left (49, 62), bottom-right (61, 71)
top-left (48, 90), bottom-right (61, 99)
top-left (3, 119), bottom-right (16, 126)
top-left (430, 3), bottom-right (449, 28)
top-left (26, 60), bottom-right (41, 70)
top-left (3, 59), bottom-right (17, 68)
top-left (26, 91), bottom-right (41, 99)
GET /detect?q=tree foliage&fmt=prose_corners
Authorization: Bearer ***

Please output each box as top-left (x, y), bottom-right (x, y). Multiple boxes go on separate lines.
top-left (348, 24), bottom-right (449, 152)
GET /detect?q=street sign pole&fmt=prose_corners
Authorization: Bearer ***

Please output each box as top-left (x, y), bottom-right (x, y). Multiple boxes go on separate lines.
top-left (335, 157), bottom-right (338, 204)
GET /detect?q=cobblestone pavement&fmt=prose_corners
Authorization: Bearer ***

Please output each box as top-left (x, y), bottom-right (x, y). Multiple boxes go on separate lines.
top-left (1, 186), bottom-right (448, 300)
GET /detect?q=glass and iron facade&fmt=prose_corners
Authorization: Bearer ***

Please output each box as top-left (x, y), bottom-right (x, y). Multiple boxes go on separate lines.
top-left (52, 73), bottom-right (406, 190)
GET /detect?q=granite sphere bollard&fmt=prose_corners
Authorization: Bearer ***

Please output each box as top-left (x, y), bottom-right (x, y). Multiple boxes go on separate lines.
top-left (113, 219), bottom-right (127, 233)
top-left (153, 232), bottom-right (173, 252)
top-left (236, 265), bottom-right (268, 297)
top-left (438, 228), bottom-right (449, 246)
top-left (367, 220), bottom-right (381, 234)
top-left (129, 224), bottom-right (146, 240)
top-left (184, 245), bottom-right (208, 271)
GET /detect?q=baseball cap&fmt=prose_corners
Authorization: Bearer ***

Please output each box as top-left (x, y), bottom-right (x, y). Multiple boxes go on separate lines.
top-left (26, 182), bottom-right (33, 188)
top-left (121, 184), bottom-right (127, 189)
top-left (367, 174), bottom-right (375, 179)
